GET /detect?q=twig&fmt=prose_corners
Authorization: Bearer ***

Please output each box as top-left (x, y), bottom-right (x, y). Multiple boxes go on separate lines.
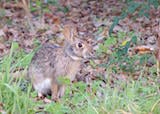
top-left (151, 98), bottom-right (160, 112)
top-left (157, 61), bottom-right (159, 77)
top-left (22, 0), bottom-right (34, 31)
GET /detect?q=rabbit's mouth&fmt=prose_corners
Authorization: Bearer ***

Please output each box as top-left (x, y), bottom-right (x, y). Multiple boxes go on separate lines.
top-left (69, 55), bottom-right (82, 60)
top-left (83, 52), bottom-right (95, 60)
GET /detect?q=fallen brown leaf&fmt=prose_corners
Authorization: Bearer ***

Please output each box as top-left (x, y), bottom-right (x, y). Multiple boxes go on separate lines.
top-left (134, 45), bottom-right (154, 54)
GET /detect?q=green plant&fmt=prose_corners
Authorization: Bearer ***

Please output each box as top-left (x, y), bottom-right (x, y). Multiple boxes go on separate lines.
top-left (0, 41), bottom-right (160, 113)
top-left (0, 39), bottom-right (159, 113)
top-left (29, 0), bottom-right (69, 15)
top-left (0, 42), bottom-right (40, 114)
top-left (109, 0), bottom-right (160, 35)
top-left (97, 31), bottom-right (156, 75)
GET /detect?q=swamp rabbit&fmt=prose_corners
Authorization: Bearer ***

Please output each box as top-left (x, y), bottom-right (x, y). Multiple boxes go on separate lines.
top-left (28, 25), bottom-right (93, 101)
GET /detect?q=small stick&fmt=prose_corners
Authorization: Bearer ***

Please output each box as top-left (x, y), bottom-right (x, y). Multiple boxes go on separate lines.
top-left (157, 60), bottom-right (160, 77)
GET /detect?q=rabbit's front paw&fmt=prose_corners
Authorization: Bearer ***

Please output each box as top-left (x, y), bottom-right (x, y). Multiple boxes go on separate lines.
top-left (37, 92), bottom-right (45, 99)
top-left (51, 83), bottom-right (59, 102)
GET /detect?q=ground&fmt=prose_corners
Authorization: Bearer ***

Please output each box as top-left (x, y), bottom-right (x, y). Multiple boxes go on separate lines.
top-left (0, 0), bottom-right (160, 114)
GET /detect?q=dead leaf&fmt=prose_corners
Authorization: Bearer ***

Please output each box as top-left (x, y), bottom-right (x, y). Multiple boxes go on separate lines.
top-left (134, 45), bottom-right (154, 54)
top-left (0, 102), bottom-right (6, 114)
top-left (0, 29), bottom-right (5, 36)
top-left (3, 2), bottom-right (23, 9)
top-left (52, 16), bottom-right (61, 25)
top-left (43, 98), bottom-right (52, 103)
top-left (0, 42), bottom-right (5, 48)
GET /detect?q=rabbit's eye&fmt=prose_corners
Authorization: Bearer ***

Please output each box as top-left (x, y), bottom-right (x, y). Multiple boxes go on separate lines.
top-left (78, 43), bottom-right (83, 48)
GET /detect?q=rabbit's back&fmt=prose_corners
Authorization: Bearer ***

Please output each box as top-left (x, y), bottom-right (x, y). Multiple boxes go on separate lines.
top-left (29, 43), bottom-right (81, 78)
top-left (31, 44), bottom-right (60, 66)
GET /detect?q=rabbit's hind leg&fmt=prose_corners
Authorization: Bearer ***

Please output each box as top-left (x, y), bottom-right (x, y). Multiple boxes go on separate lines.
top-left (58, 85), bottom-right (66, 98)
top-left (37, 92), bottom-right (52, 103)
top-left (38, 92), bottom-right (45, 99)
top-left (51, 83), bottom-right (59, 102)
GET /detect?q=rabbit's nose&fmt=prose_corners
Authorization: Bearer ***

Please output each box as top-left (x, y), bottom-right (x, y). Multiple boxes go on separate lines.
top-left (89, 50), bottom-right (97, 59)
top-left (84, 50), bottom-right (97, 60)
top-left (89, 44), bottom-right (100, 59)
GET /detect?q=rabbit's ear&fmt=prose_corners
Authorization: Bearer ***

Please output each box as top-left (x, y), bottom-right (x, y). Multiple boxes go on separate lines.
top-left (62, 24), bottom-right (78, 43)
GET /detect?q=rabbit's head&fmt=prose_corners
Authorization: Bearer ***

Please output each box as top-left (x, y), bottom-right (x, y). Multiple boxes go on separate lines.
top-left (65, 39), bottom-right (92, 60)
top-left (63, 25), bottom-right (93, 60)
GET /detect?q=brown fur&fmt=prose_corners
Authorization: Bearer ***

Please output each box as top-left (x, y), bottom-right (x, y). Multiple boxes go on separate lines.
top-left (28, 41), bottom-right (91, 101)
top-left (28, 25), bottom-right (92, 101)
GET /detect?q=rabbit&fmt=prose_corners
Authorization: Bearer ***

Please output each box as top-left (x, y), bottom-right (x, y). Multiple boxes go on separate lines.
top-left (28, 25), bottom-right (92, 101)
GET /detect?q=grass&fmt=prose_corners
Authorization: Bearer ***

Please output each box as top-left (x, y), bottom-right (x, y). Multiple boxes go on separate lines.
top-left (0, 42), bottom-right (160, 114)
top-left (0, 0), bottom-right (160, 113)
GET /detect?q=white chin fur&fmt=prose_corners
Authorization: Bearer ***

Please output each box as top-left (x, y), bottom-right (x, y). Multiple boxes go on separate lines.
top-left (70, 55), bottom-right (82, 60)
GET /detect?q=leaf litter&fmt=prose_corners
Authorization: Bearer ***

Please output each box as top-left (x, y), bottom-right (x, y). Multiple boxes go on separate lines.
top-left (0, 0), bottom-right (159, 103)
